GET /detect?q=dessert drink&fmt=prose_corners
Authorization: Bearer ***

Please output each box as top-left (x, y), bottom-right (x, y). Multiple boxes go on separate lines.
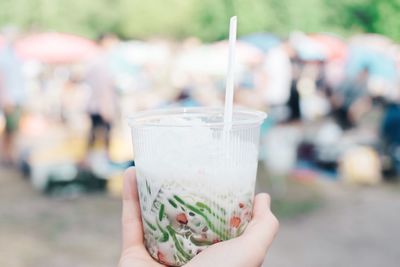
top-left (129, 107), bottom-right (265, 266)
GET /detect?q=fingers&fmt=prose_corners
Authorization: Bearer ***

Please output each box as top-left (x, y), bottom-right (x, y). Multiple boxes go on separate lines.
top-left (252, 193), bottom-right (272, 221)
top-left (122, 167), bottom-right (143, 250)
top-left (250, 193), bottom-right (279, 242)
top-left (187, 193), bottom-right (279, 267)
top-left (241, 193), bottom-right (279, 259)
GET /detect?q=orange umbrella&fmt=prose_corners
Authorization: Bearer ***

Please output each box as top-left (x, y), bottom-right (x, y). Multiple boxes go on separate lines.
top-left (16, 32), bottom-right (100, 64)
top-left (309, 33), bottom-right (348, 61)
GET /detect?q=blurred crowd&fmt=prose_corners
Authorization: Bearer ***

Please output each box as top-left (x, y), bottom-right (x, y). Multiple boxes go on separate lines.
top-left (1, 27), bottom-right (400, 195)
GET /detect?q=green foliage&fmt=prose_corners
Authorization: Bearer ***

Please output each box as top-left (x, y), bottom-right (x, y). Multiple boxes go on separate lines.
top-left (326, 0), bottom-right (400, 39)
top-left (0, 0), bottom-right (399, 41)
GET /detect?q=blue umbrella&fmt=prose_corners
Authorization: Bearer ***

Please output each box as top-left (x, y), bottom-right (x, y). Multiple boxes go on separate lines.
top-left (240, 33), bottom-right (281, 52)
top-left (346, 46), bottom-right (397, 81)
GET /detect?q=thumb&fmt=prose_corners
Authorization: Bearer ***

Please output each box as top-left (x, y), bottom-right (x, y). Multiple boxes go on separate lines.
top-left (121, 167), bottom-right (144, 250)
top-left (242, 193), bottom-right (279, 257)
top-left (185, 193), bottom-right (279, 267)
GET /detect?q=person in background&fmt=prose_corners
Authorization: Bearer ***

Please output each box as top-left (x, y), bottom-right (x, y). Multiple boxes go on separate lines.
top-left (236, 44), bottom-right (292, 110)
top-left (332, 67), bottom-right (372, 129)
top-left (285, 57), bottom-right (302, 122)
top-left (85, 33), bottom-right (118, 157)
top-left (0, 27), bottom-right (25, 165)
top-left (261, 45), bottom-right (292, 108)
top-left (381, 99), bottom-right (400, 178)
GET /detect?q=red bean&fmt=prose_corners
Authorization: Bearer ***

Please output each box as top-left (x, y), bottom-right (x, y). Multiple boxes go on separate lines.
top-left (212, 238), bottom-right (221, 244)
top-left (157, 251), bottom-right (166, 264)
top-left (176, 213), bottom-right (188, 224)
top-left (230, 216), bottom-right (241, 228)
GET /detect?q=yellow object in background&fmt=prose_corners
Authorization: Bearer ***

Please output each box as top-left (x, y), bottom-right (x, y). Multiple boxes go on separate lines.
top-left (340, 146), bottom-right (382, 185)
top-left (109, 130), bottom-right (132, 163)
top-left (107, 173), bottom-right (124, 197)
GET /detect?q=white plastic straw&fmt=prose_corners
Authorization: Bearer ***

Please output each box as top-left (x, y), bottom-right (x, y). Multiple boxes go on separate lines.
top-left (223, 16), bottom-right (237, 131)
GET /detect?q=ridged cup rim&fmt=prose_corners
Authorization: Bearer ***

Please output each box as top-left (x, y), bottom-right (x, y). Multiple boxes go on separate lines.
top-left (128, 107), bottom-right (267, 128)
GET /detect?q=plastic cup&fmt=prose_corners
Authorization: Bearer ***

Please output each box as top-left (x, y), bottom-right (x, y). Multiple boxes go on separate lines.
top-left (128, 107), bottom-right (266, 266)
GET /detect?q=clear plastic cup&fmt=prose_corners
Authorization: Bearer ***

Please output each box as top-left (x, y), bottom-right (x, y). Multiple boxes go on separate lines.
top-left (128, 107), bottom-right (266, 266)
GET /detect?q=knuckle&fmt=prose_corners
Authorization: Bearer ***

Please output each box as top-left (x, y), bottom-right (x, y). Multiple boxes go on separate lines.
top-left (271, 213), bottom-right (280, 230)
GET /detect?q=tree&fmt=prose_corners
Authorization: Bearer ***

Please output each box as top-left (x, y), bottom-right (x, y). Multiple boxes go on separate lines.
top-left (327, 0), bottom-right (400, 41)
top-left (0, 0), bottom-right (399, 42)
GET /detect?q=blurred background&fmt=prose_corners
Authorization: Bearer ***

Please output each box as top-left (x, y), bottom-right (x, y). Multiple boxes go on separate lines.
top-left (1, 0), bottom-right (400, 266)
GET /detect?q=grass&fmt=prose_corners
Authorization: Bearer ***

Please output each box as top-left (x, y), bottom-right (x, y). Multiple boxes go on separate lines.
top-left (271, 196), bottom-right (322, 220)
top-left (256, 163), bottom-right (323, 220)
